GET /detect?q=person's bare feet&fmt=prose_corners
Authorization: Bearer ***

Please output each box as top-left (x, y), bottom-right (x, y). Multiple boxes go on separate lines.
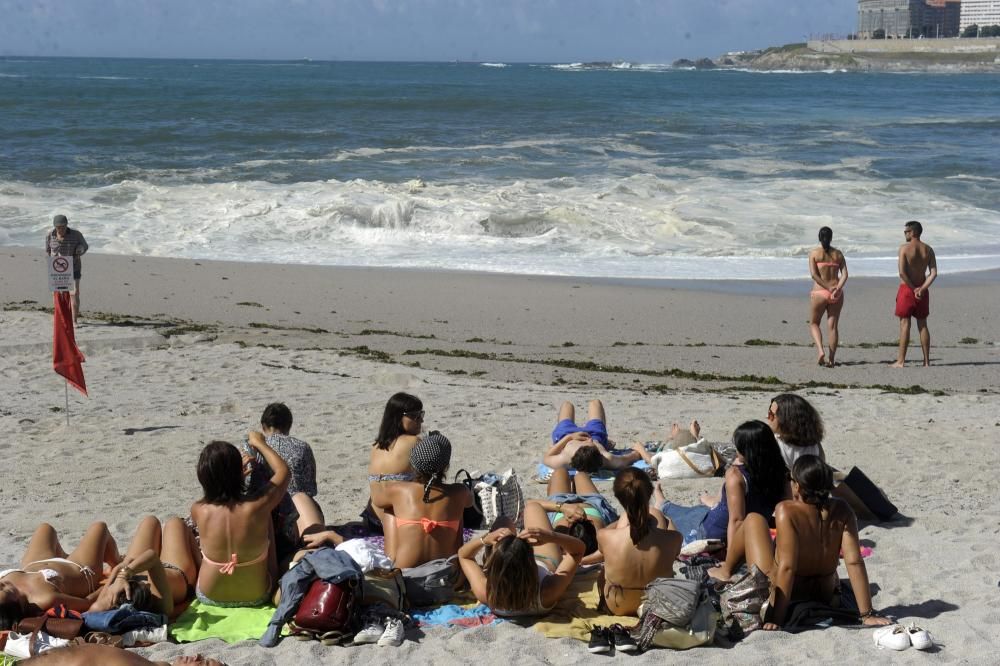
top-left (817, 353), bottom-right (826, 366)
top-left (670, 422), bottom-right (681, 439)
top-left (706, 565), bottom-right (731, 583)
top-left (689, 419), bottom-right (700, 439)
top-left (653, 481), bottom-right (666, 506)
top-left (890, 360), bottom-right (905, 368)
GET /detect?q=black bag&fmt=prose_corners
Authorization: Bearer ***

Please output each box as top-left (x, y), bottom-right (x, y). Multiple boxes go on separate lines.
top-left (455, 469), bottom-right (484, 529)
top-left (843, 467), bottom-right (898, 521)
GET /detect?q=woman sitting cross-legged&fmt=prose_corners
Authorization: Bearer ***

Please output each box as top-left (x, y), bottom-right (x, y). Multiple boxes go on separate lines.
top-left (598, 468), bottom-right (682, 616)
top-left (89, 515), bottom-right (199, 621)
top-left (655, 420), bottom-right (789, 547)
top-left (371, 433), bottom-right (473, 568)
top-left (708, 455), bottom-right (891, 630)
top-left (0, 521), bottom-right (119, 628)
top-left (359, 392), bottom-right (425, 552)
top-left (458, 503), bottom-right (585, 618)
top-left (190, 434), bottom-right (289, 607)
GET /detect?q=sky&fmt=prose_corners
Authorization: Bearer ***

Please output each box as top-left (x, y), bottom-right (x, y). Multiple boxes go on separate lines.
top-left (0, 0), bottom-right (856, 62)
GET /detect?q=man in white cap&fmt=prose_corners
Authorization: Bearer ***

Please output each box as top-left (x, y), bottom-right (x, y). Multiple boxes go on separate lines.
top-left (45, 214), bottom-right (89, 324)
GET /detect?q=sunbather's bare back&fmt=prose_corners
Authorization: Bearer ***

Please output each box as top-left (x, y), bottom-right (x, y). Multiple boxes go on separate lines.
top-left (598, 515), bottom-right (681, 616)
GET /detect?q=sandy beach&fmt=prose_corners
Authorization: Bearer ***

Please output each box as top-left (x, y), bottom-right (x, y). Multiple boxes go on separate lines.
top-left (2, 246), bottom-right (999, 664)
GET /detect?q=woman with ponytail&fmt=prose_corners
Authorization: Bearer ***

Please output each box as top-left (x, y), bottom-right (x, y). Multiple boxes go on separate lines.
top-left (808, 226), bottom-right (849, 367)
top-left (373, 433), bottom-right (473, 568)
top-left (708, 455), bottom-right (890, 630)
top-left (597, 468), bottom-right (681, 616)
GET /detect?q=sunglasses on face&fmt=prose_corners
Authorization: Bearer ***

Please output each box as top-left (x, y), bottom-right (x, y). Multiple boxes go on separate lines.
top-left (404, 410), bottom-right (425, 421)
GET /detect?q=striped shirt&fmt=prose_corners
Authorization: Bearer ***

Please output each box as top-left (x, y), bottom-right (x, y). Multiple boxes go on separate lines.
top-left (45, 228), bottom-right (88, 273)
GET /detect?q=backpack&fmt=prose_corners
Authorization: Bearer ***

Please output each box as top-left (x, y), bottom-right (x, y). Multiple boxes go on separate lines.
top-left (288, 578), bottom-right (359, 645)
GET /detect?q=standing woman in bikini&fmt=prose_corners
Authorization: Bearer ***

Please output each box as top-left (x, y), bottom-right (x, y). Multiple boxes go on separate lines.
top-left (0, 522), bottom-right (119, 627)
top-left (89, 516), bottom-right (199, 621)
top-left (808, 226), bottom-right (848, 367)
top-left (190, 433), bottom-right (289, 607)
top-left (374, 433), bottom-right (472, 568)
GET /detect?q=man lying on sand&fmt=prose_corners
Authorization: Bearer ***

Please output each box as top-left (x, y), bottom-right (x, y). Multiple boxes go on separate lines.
top-left (545, 400), bottom-right (640, 472)
top-left (21, 643), bottom-right (224, 666)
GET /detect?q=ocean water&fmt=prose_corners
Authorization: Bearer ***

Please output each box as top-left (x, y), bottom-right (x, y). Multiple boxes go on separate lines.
top-left (1, 57), bottom-right (998, 280)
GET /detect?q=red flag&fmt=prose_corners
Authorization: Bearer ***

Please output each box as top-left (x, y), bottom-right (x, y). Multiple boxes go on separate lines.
top-left (53, 291), bottom-right (87, 396)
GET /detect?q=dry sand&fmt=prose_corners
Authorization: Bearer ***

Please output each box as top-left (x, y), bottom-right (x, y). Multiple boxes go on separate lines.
top-left (2, 246), bottom-right (999, 664)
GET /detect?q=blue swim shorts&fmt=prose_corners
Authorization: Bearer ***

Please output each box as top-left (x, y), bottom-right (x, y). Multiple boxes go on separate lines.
top-left (551, 418), bottom-right (609, 449)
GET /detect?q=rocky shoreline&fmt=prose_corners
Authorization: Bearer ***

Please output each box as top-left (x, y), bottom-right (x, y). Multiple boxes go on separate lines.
top-left (674, 41), bottom-right (1000, 73)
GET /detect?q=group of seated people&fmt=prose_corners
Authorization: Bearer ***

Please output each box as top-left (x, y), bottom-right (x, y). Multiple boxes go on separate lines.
top-left (0, 392), bottom-right (890, 663)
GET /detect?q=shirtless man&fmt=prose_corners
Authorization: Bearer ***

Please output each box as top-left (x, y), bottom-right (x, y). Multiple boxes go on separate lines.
top-left (891, 220), bottom-right (937, 368)
top-left (545, 400), bottom-right (640, 472)
top-left (21, 644), bottom-right (223, 666)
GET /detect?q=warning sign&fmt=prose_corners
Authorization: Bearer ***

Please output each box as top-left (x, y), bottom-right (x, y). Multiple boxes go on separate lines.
top-left (49, 255), bottom-right (74, 292)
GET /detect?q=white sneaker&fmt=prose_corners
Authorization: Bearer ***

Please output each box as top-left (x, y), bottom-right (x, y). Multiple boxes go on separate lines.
top-left (906, 623), bottom-right (933, 650)
top-left (353, 618), bottom-right (384, 645)
top-left (873, 624), bottom-right (910, 651)
top-left (377, 618), bottom-right (405, 647)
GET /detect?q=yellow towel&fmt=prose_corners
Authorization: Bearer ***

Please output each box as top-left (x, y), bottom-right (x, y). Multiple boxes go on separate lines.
top-left (531, 570), bottom-right (632, 641)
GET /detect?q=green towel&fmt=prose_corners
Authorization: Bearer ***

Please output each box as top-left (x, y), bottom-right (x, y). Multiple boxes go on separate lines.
top-left (170, 600), bottom-right (277, 644)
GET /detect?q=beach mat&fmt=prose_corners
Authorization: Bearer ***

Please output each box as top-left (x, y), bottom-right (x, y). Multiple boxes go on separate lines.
top-left (170, 601), bottom-right (276, 644)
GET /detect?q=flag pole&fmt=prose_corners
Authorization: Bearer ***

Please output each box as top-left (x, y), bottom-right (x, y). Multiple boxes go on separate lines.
top-left (65, 379), bottom-right (70, 426)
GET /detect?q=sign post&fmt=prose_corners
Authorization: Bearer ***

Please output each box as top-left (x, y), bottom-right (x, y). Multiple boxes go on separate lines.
top-left (50, 254), bottom-right (75, 425)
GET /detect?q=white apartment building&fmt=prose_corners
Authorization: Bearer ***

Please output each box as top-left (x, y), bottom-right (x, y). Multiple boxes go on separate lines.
top-left (960, 0), bottom-right (1000, 29)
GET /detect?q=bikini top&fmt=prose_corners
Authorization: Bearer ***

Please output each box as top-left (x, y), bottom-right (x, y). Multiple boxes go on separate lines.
top-left (200, 512), bottom-right (269, 575)
top-left (0, 568), bottom-right (62, 591)
top-left (394, 517), bottom-right (460, 533)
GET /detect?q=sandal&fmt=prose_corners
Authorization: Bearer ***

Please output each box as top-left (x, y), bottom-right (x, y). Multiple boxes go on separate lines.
top-left (84, 632), bottom-right (124, 648)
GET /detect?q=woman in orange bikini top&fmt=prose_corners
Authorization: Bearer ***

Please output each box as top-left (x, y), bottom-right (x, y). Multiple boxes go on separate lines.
top-left (189, 434), bottom-right (289, 607)
top-left (373, 433), bottom-right (473, 569)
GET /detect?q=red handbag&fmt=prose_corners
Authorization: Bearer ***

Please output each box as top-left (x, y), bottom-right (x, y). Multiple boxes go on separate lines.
top-left (289, 578), bottom-right (358, 643)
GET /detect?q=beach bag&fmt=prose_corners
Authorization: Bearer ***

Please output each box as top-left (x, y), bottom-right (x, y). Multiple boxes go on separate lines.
top-left (475, 469), bottom-right (526, 529)
top-left (289, 577), bottom-right (359, 644)
top-left (455, 469), bottom-right (485, 529)
top-left (401, 556), bottom-right (462, 607)
top-left (634, 579), bottom-right (715, 651)
top-left (362, 568), bottom-right (408, 611)
top-left (719, 565), bottom-right (770, 639)
top-left (651, 439), bottom-right (721, 479)
top-left (843, 467), bottom-right (898, 521)
top-left (11, 607), bottom-right (84, 656)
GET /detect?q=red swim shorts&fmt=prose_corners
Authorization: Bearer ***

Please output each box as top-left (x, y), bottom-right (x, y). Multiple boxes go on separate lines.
top-left (895, 284), bottom-right (929, 319)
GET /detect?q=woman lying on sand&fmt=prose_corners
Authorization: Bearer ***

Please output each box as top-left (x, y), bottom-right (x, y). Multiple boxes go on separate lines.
top-left (21, 643), bottom-right (224, 666)
top-left (362, 392), bottom-right (424, 548)
top-left (529, 466), bottom-right (617, 561)
top-left (708, 455), bottom-right (890, 630)
top-left (89, 516), bottom-right (199, 621)
top-left (373, 433), bottom-right (472, 568)
top-left (458, 503), bottom-right (585, 618)
top-left (808, 226), bottom-right (848, 368)
top-left (598, 468), bottom-right (681, 616)
top-left (190, 434), bottom-right (289, 607)
top-left (0, 521), bottom-right (119, 627)
top-left (656, 420), bottom-right (788, 546)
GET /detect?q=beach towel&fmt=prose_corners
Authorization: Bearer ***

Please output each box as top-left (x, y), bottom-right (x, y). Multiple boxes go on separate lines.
top-left (531, 570), bottom-right (624, 641)
top-left (170, 601), bottom-right (276, 644)
top-left (410, 603), bottom-right (498, 628)
top-left (534, 452), bottom-right (651, 484)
